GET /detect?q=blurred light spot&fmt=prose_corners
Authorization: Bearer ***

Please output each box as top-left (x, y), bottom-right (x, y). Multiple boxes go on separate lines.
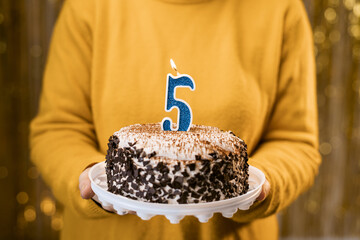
top-left (51, 215), bottom-right (63, 231)
top-left (353, 45), bottom-right (360, 58)
top-left (40, 197), bottom-right (56, 216)
top-left (27, 166), bottom-right (39, 179)
top-left (314, 30), bottom-right (326, 44)
top-left (24, 206), bottom-right (36, 222)
top-left (344, 0), bottom-right (356, 10)
top-left (306, 200), bottom-right (319, 214)
top-left (329, 0), bottom-right (340, 6)
top-left (325, 85), bottom-right (337, 98)
top-left (16, 192), bottom-right (29, 205)
top-left (349, 25), bottom-right (360, 39)
top-left (353, 3), bottom-right (360, 17)
top-left (329, 30), bottom-right (341, 43)
top-left (0, 14), bottom-right (4, 24)
top-left (30, 45), bottom-right (42, 58)
top-left (0, 166), bottom-right (8, 179)
top-left (319, 142), bottom-right (332, 155)
top-left (324, 8), bottom-right (337, 23)
top-left (0, 42), bottom-right (7, 54)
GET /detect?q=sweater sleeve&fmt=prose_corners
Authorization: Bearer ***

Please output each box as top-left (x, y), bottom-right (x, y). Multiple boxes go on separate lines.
top-left (232, 0), bottom-right (321, 222)
top-left (30, 0), bottom-right (111, 218)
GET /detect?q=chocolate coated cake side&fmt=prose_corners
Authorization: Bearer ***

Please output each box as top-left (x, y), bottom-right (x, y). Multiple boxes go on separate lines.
top-left (105, 124), bottom-right (249, 204)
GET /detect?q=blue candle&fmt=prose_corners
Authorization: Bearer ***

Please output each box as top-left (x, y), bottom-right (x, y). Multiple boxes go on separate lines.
top-left (162, 59), bottom-right (196, 131)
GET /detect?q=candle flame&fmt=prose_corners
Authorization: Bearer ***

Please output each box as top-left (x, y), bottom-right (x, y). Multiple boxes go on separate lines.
top-left (170, 59), bottom-right (180, 76)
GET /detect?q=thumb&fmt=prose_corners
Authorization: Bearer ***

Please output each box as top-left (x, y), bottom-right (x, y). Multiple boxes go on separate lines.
top-left (256, 179), bottom-right (271, 202)
top-left (79, 168), bottom-right (95, 199)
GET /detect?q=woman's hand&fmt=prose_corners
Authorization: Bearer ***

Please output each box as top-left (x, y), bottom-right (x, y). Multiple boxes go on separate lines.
top-left (256, 179), bottom-right (271, 202)
top-left (79, 167), bottom-right (95, 199)
top-left (79, 166), bottom-right (136, 214)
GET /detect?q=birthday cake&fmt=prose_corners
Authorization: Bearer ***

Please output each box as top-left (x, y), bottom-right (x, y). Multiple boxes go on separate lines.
top-left (105, 123), bottom-right (249, 204)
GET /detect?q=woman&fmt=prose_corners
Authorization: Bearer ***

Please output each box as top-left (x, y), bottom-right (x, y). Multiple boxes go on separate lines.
top-left (30, 0), bottom-right (321, 239)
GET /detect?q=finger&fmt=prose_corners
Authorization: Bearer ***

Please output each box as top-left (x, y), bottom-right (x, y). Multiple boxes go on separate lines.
top-left (79, 169), bottom-right (95, 199)
top-left (79, 168), bottom-right (90, 183)
top-left (256, 179), bottom-right (271, 202)
top-left (81, 182), bottom-right (95, 199)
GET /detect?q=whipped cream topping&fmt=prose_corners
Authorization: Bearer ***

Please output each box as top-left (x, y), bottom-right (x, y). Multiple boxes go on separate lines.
top-left (113, 123), bottom-right (244, 161)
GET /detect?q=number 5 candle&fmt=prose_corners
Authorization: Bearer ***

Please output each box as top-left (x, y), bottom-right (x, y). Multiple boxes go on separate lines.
top-left (161, 59), bottom-right (196, 131)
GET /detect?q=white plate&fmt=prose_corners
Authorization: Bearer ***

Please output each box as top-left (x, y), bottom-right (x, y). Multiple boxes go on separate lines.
top-left (89, 161), bottom-right (265, 224)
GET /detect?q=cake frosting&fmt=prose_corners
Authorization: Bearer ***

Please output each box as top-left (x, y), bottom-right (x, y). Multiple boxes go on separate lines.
top-left (105, 123), bottom-right (249, 204)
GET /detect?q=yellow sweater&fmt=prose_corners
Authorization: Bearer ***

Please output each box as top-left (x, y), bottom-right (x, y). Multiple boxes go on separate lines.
top-left (30, 0), bottom-right (321, 239)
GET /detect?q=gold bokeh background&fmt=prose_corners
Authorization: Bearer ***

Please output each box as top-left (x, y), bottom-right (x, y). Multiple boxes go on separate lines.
top-left (0, 0), bottom-right (359, 239)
